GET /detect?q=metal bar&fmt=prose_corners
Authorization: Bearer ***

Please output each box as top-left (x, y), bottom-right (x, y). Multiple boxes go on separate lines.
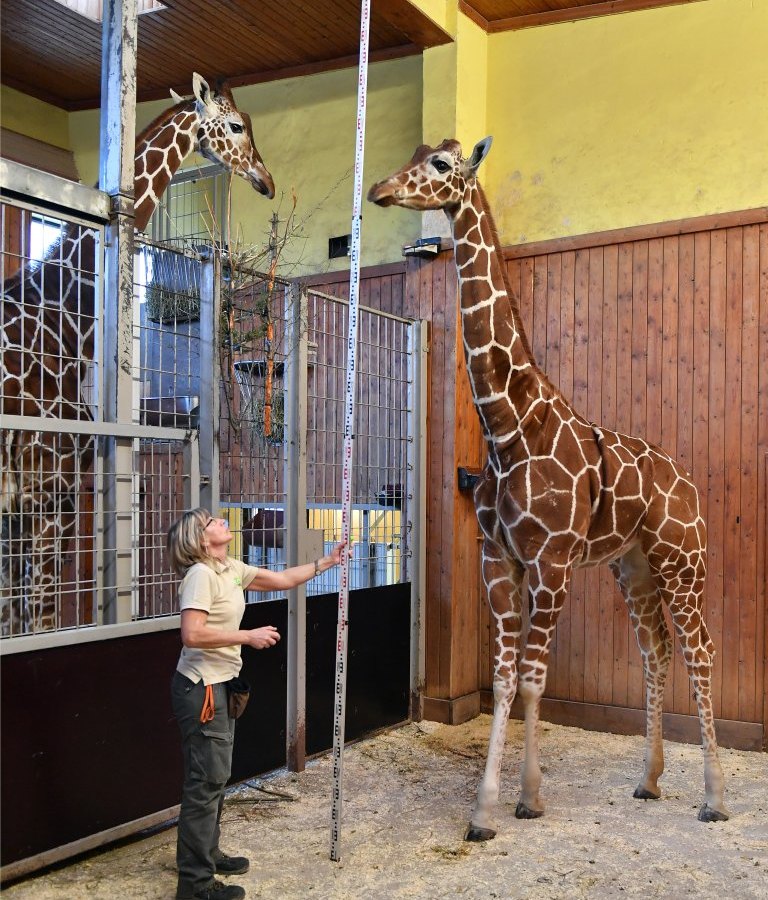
top-left (330, 0), bottom-right (371, 864)
top-left (407, 321), bottom-right (428, 721)
top-left (307, 286), bottom-right (411, 324)
top-left (99, 0), bottom-right (138, 626)
top-left (0, 159), bottom-right (110, 221)
top-left (198, 250), bottom-right (220, 512)
top-left (285, 283), bottom-right (310, 772)
top-left (0, 416), bottom-right (195, 441)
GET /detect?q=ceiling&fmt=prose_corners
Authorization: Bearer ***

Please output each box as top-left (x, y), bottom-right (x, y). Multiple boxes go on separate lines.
top-left (2, 0), bottom-right (698, 111)
top-left (0, 0), bottom-right (452, 111)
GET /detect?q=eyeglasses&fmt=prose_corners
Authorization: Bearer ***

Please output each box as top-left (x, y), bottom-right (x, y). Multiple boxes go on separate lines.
top-left (203, 517), bottom-right (227, 530)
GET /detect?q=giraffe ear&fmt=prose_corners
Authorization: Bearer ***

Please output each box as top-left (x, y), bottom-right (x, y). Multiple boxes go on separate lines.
top-left (192, 73), bottom-right (218, 115)
top-left (467, 136), bottom-right (493, 173)
top-left (169, 88), bottom-right (184, 103)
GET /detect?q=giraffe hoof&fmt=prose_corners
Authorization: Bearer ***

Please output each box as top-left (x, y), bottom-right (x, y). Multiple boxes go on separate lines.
top-left (698, 804), bottom-right (729, 823)
top-left (464, 824), bottom-right (496, 842)
top-left (515, 802), bottom-right (544, 820)
top-left (633, 787), bottom-right (661, 801)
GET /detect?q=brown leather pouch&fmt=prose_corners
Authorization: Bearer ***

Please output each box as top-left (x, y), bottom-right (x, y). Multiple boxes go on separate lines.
top-left (227, 677), bottom-right (250, 719)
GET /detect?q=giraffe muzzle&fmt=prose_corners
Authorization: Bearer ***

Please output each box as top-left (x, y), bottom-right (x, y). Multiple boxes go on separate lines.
top-left (367, 181), bottom-right (397, 207)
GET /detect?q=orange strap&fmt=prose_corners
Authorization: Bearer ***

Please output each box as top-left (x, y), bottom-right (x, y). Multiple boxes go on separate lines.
top-left (200, 684), bottom-right (215, 723)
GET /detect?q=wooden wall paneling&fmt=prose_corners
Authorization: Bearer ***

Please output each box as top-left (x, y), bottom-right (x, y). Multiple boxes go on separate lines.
top-left (440, 255), bottom-right (459, 697)
top-left (690, 233), bottom-right (712, 715)
top-left (757, 225), bottom-right (768, 745)
top-left (584, 247), bottom-right (605, 705)
top-left (707, 231), bottom-right (728, 718)
top-left (626, 241), bottom-right (649, 710)
top-left (597, 246), bottom-right (619, 707)
top-left (612, 242), bottom-right (634, 708)
top-left (419, 253), bottom-right (445, 696)
top-left (556, 253), bottom-right (576, 699)
top-left (739, 225), bottom-right (759, 724)
top-left (570, 249), bottom-right (590, 703)
top-left (660, 236), bottom-right (680, 711)
top-left (671, 234), bottom-right (695, 713)
top-left (723, 228), bottom-right (744, 722)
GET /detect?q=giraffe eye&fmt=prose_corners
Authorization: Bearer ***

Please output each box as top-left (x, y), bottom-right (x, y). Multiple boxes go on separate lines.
top-left (432, 158), bottom-right (450, 174)
top-left (229, 122), bottom-right (244, 134)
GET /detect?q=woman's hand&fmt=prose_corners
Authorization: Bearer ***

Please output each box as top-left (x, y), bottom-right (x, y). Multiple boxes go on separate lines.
top-left (245, 625), bottom-right (281, 649)
top-left (326, 539), bottom-right (354, 566)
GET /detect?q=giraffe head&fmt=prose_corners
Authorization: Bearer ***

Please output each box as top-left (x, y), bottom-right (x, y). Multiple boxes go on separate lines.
top-left (191, 73), bottom-right (275, 199)
top-left (367, 137), bottom-right (493, 212)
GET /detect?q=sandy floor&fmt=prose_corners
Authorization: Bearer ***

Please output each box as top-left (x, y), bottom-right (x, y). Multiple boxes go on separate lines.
top-left (5, 716), bottom-right (767, 899)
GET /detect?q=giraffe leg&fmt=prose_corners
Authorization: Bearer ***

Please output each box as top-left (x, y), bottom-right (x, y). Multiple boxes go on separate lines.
top-left (656, 575), bottom-right (729, 821)
top-left (514, 562), bottom-right (570, 820)
top-left (465, 543), bottom-right (524, 842)
top-left (611, 545), bottom-right (671, 802)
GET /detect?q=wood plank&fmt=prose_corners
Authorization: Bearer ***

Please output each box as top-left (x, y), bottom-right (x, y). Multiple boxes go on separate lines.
top-left (759, 225), bottom-right (768, 745)
top-left (503, 208), bottom-right (768, 260)
top-left (598, 246), bottom-right (619, 707)
top-left (547, 253), bottom-right (576, 698)
top-left (738, 225), bottom-right (760, 724)
top-left (627, 241), bottom-right (649, 710)
top-left (584, 247), bottom-right (604, 704)
top-left (569, 249), bottom-right (590, 703)
top-left (706, 231), bottom-right (727, 718)
top-left (645, 238), bottom-right (664, 448)
top-left (721, 228), bottom-right (743, 723)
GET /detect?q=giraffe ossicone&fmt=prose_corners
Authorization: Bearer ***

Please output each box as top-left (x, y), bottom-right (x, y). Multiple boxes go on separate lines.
top-left (1, 74), bottom-right (274, 636)
top-left (368, 138), bottom-right (729, 833)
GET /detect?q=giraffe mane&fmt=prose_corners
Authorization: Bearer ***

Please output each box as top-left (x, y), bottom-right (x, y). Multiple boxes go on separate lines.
top-left (135, 100), bottom-right (195, 149)
top-left (474, 181), bottom-right (536, 366)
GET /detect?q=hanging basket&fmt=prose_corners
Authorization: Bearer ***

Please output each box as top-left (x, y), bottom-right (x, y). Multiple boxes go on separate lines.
top-left (144, 246), bottom-right (201, 323)
top-left (233, 360), bottom-right (286, 445)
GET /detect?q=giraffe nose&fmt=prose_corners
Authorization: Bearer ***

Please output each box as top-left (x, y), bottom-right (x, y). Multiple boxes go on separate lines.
top-left (248, 163), bottom-right (275, 199)
top-left (367, 180), bottom-right (396, 206)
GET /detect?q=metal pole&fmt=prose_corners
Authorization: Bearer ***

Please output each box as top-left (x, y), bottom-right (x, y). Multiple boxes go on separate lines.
top-left (330, 0), bottom-right (371, 863)
top-left (199, 250), bottom-right (221, 513)
top-left (99, 0), bottom-right (137, 625)
top-left (286, 283), bottom-right (309, 772)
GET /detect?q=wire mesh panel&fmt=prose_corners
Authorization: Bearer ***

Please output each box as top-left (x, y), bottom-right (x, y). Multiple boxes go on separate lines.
top-left (146, 165), bottom-right (227, 246)
top-left (1, 199), bottom-right (103, 636)
top-left (305, 290), bottom-right (412, 596)
top-left (218, 269), bottom-right (289, 602)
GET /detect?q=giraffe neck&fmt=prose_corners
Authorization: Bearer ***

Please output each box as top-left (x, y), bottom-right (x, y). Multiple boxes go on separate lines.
top-left (448, 181), bottom-right (542, 449)
top-left (134, 102), bottom-right (200, 232)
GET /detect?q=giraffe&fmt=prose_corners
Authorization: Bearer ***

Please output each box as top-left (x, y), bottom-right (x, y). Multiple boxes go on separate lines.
top-left (0, 74), bottom-right (274, 636)
top-left (368, 138), bottom-right (729, 836)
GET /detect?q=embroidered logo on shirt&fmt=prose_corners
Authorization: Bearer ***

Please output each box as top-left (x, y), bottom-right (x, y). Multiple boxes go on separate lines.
top-left (233, 576), bottom-right (242, 586)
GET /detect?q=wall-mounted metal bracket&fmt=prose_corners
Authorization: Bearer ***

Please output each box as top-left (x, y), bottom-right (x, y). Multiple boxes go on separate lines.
top-left (457, 466), bottom-right (483, 492)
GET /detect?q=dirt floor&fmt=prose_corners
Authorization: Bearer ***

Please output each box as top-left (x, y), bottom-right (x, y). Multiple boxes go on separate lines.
top-left (5, 716), bottom-right (767, 899)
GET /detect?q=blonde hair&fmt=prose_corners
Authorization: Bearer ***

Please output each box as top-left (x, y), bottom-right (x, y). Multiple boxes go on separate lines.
top-left (166, 507), bottom-right (216, 576)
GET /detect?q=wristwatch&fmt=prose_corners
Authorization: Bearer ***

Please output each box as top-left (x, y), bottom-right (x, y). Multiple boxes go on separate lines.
top-left (314, 559), bottom-right (321, 577)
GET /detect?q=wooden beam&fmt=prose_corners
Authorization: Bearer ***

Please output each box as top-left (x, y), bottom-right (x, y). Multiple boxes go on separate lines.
top-left (374, 0), bottom-right (453, 48)
top-left (503, 208), bottom-right (768, 260)
top-left (65, 44), bottom-right (426, 110)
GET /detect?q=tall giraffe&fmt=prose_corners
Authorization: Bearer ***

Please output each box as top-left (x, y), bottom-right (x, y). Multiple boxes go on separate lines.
top-left (0, 74), bottom-right (274, 636)
top-left (368, 138), bottom-right (728, 836)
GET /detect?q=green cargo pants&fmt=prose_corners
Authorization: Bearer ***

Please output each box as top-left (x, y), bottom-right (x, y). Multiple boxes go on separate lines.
top-left (171, 671), bottom-right (235, 895)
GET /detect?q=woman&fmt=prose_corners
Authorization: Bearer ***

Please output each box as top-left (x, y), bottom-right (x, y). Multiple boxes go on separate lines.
top-left (167, 508), bottom-right (348, 900)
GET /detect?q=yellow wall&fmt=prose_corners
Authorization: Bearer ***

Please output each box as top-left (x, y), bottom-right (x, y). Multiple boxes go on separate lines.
top-left (485, 0), bottom-right (768, 244)
top-left (1, 86), bottom-right (71, 149)
top-left (67, 57), bottom-right (423, 275)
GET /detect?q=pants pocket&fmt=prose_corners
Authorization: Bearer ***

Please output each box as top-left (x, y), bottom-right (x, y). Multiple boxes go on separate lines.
top-left (190, 728), bottom-right (233, 785)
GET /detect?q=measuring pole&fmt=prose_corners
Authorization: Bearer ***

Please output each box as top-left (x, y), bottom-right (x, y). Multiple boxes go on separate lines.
top-left (330, 0), bottom-right (371, 864)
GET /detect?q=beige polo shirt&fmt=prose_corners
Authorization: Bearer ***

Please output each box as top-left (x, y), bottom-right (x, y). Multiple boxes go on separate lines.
top-left (176, 557), bottom-right (261, 686)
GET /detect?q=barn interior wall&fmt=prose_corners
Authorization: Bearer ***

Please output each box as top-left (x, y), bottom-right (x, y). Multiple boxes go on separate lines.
top-left (484, 0), bottom-right (768, 245)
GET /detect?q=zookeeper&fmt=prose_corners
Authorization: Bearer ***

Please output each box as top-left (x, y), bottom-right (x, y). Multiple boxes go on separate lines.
top-left (167, 507), bottom-right (349, 900)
